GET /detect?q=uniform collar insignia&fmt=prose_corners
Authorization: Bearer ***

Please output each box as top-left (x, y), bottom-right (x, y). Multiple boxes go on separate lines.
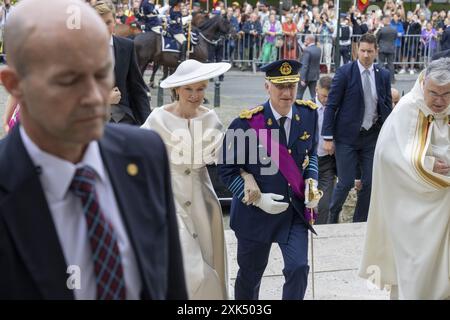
top-left (300, 131), bottom-right (310, 140)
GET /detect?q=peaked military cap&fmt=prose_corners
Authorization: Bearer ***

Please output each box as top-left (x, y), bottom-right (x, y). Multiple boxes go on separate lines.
top-left (260, 59), bottom-right (301, 84)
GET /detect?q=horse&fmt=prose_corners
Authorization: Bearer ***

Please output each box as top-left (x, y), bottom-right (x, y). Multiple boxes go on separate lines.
top-left (134, 14), bottom-right (235, 88)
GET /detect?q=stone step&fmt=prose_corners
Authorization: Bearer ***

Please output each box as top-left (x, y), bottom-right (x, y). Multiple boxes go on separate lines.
top-left (225, 222), bottom-right (389, 300)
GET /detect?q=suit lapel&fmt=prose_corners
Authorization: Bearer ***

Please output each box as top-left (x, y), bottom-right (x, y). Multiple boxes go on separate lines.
top-left (354, 61), bottom-right (365, 108)
top-left (0, 127), bottom-right (73, 299)
top-left (113, 36), bottom-right (126, 84)
top-left (98, 127), bottom-right (161, 299)
top-left (263, 100), bottom-right (278, 131)
top-left (374, 64), bottom-right (382, 94)
top-left (288, 106), bottom-right (302, 148)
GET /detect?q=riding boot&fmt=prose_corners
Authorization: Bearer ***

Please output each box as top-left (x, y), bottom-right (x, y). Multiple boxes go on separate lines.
top-left (178, 41), bottom-right (188, 63)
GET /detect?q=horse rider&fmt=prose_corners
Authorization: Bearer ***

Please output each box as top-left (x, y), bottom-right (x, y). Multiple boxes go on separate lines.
top-left (139, 0), bottom-right (162, 33)
top-left (169, 0), bottom-right (192, 62)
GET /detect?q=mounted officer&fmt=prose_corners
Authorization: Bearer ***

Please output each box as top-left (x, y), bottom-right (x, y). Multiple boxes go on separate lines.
top-left (168, 0), bottom-right (192, 62)
top-left (139, 0), bottom-right (162, 33)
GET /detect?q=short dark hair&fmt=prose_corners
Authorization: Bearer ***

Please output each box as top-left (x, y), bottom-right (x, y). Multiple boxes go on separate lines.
top-left (318, 76), bottom-right (332, 91)
top-left (359, 33), bottom-right (377, 49)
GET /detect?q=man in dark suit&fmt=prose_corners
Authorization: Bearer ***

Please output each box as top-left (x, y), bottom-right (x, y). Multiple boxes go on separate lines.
top-left (439, 24), bottom-right (450, 51)
top-left (0, 0), bottom-right (186, 300)
top-left (219, 60), bottom-right (321, 300)
top-left (376, 15), bottom-right (397, 83)
top-left (95, 1), bottom-right (151, 125)
top-left (315, 76), bottom-right (336, 224)
top-left (297, 34), bottom-right (321, 101)
top-left (322, 33), bottom-right (392, 223)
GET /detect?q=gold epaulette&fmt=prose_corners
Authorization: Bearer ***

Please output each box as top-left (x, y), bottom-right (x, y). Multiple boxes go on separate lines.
top-left (239, 105), bottom-right (264, 119)
top-left (295, 99), bottom-right (318, 110)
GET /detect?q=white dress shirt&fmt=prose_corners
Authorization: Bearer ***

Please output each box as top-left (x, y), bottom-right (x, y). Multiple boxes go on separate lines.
top-left (110, 35), bottom-right (115, 67)
top-left (321, 61), bottom-right (379, 140)
top-left (357, 60), bottom-right (378, 129)
top-left (316, 97), bottom-right (328, 157)
top-left (19, 127), bottom-right (141, 300)
top-left (269, 101), bottom-right (292, 144)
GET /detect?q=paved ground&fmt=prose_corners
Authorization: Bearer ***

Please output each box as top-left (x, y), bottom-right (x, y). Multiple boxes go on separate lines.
top-left (225, 222), bottom-right (390, 300)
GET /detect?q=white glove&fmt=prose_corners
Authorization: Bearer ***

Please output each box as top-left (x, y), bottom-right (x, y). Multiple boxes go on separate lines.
top-left (253, 193), bottom-right (289, 214)
top-left (182, 14), bottom-right (193, 24)
top-left (305, 178), bottom-right (323, 209)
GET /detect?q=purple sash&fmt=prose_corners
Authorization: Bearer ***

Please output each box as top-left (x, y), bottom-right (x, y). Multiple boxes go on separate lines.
top-left (248, 112), bottom-right (315, 223)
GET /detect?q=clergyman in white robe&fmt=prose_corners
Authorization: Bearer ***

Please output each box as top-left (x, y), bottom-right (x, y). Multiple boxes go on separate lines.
top-left (359, 71), bottom-right (450, 299)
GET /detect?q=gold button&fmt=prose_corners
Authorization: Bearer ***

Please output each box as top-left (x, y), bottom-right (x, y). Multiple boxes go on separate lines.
top-left (127, 163), bottom-right (138, 176)
top-left (184, 169), bottom-right (191, 175)
top-left (185, 201), bottom-right (191, 207)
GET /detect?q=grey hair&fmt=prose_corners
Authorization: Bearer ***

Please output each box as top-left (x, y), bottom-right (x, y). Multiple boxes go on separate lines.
top-left (425, 58), bottom-right (450, 85)
top-left (305, 34), bottom-right (316, 43)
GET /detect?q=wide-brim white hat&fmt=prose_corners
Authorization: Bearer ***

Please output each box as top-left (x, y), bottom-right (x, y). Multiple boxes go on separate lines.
top-left (159, 60), bottom-right (231, 89)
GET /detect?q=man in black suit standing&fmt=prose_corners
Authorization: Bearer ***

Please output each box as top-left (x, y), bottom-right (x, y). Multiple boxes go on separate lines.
top-left (0, 0), bottom-right (186, 300)
top-left (94, 1), bottom-right (151, 125)
top-left (297, 34), bottom-right (321, 101)
top-left (376, 15), bottom-right (397, 83)
top-left (322, 34), bottom-right (392, 223)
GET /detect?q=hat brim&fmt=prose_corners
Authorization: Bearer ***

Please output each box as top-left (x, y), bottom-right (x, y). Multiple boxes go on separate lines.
top-left (160, 61), bottom-right (231, 88)
top-left (266, 75), bottom-right (300, 84)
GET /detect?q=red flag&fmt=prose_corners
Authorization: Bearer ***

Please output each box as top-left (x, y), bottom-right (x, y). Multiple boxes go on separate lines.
top-left (357, 0), bottom-right (370, 12)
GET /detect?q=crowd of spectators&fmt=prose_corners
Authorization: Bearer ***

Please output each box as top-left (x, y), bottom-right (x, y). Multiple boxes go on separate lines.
top-left (2, 0), bottom-right (449, 74)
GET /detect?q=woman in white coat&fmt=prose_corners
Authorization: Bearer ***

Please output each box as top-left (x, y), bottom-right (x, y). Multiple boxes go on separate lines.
top-left (142, 60), bottom-right (260, 299)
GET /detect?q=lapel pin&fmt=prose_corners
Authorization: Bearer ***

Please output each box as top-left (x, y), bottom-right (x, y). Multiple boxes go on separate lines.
top-left (127, 163), bottom-right (139, 176)
top-left (267, 118), bottom-right (273, 126)
top-left (295, 114), bottom-right (300, 121)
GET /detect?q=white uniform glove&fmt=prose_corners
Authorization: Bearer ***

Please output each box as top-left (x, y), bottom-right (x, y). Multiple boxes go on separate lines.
top-left (253, 193), bottom-right (289, 214)
top-left (304, 178), bottom-right (323, 209)
top-left (182, 14), bottom-right (193, 25)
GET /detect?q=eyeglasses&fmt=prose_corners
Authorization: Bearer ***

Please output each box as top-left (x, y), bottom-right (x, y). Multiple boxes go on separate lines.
top-left (428, 91), bottom-right (450, 99)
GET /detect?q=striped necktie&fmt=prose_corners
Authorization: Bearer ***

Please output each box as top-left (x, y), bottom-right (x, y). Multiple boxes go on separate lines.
top-left (70, 166), bottom-right (126, 300)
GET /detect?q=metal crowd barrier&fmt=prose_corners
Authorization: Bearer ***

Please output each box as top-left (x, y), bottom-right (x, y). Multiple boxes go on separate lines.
top-left (217, 33), bottom-right (440, 73)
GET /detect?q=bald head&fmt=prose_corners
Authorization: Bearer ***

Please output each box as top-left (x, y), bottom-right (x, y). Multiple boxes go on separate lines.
top-left (5, 0), bottom-right (110, 76)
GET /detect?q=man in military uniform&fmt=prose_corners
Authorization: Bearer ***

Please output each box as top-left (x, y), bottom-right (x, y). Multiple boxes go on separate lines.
top-left (168, 0), bottom-right (191, 62)
top-left (139, 0), bottom-right (161, 33)
top-left (218, 59), bottom-right (322, 300)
